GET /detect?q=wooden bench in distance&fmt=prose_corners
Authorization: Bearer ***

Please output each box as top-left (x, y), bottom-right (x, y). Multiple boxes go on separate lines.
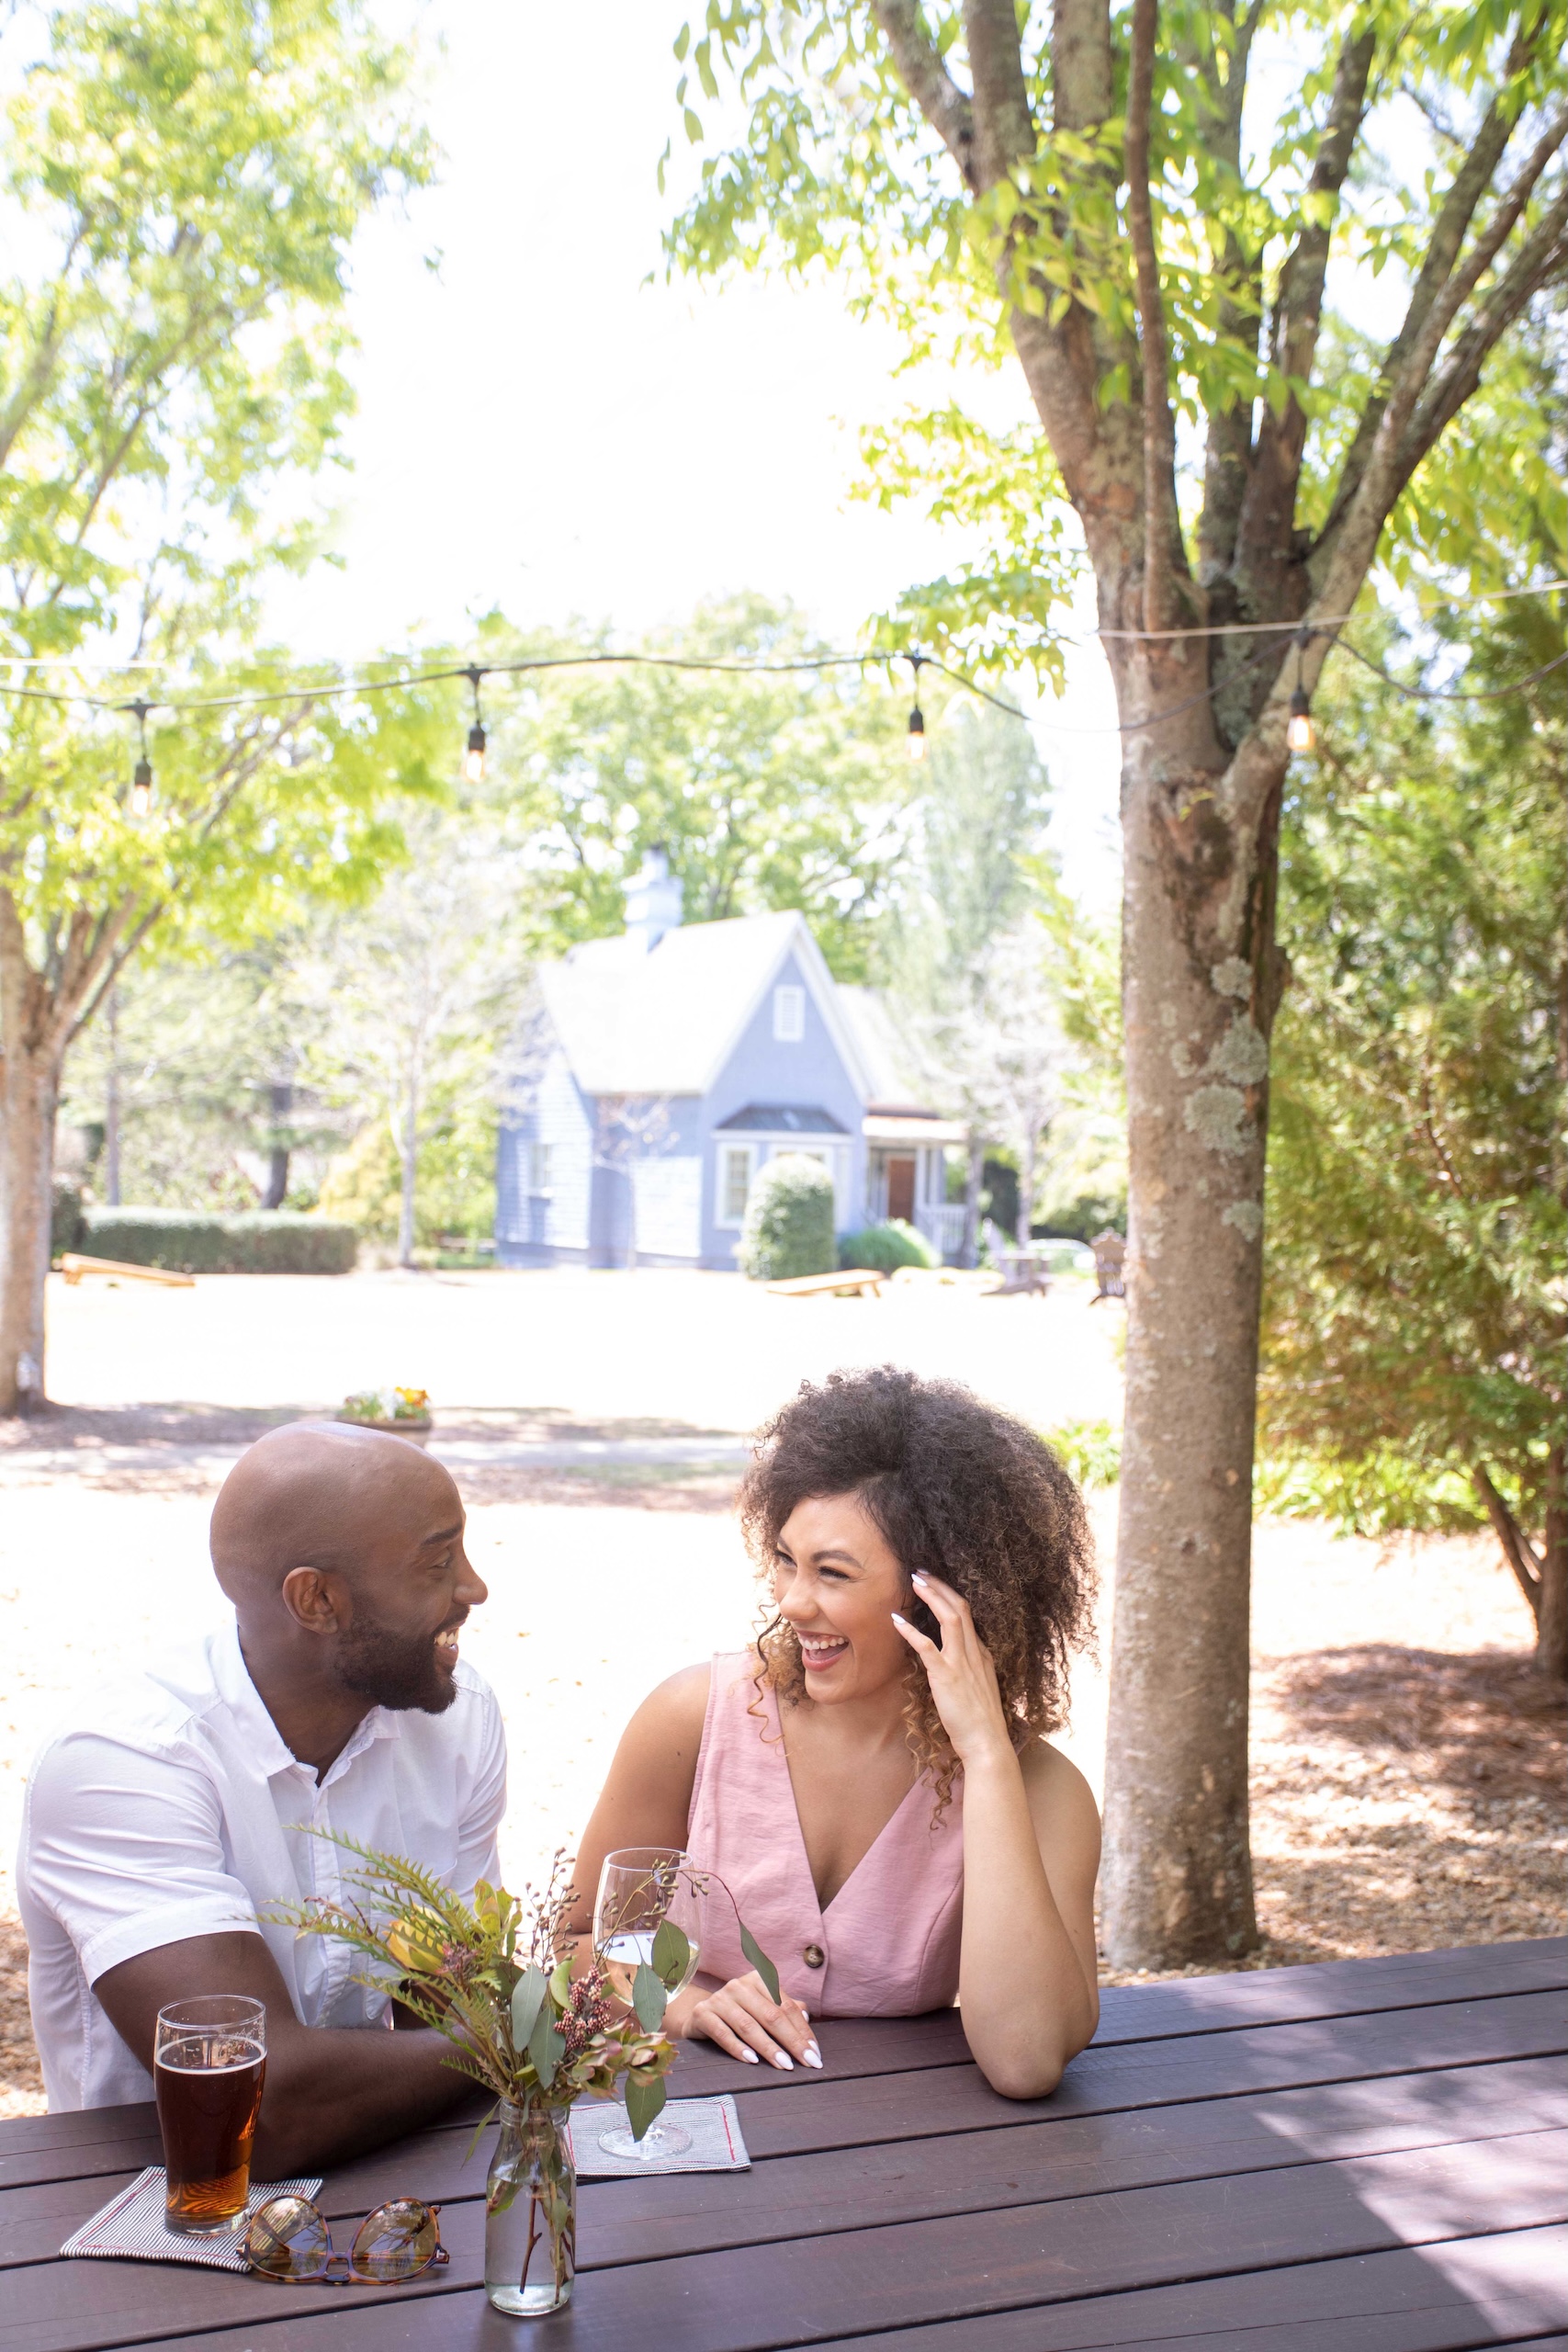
top-left (58, 1254), bottom-right (195, 1289)
top-left (765, 1268), bottom-right (886, 1298)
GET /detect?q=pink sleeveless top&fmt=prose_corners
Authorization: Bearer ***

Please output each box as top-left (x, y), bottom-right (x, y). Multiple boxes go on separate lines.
top-left (684, 1651), bottom-right (964, 2017)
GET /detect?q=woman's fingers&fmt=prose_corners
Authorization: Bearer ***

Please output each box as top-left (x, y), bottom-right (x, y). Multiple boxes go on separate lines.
top-left (695, 1974), bottom-right (821, 2069)
top-left (891, 1609), bottom-right (937, 1656)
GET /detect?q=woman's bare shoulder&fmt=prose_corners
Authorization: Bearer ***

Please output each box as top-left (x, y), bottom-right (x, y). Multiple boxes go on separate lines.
top-left (1019, 1738), bottom-right (1102, 1832)
top-left (632, 1661), bottom-right (714, 1747)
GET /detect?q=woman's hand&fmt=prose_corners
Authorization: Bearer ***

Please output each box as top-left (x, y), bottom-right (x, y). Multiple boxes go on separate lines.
top-left (667, 1973), bottom-right (821, 2071)
top-left (892, 1572), bottom-right (1014, 1771)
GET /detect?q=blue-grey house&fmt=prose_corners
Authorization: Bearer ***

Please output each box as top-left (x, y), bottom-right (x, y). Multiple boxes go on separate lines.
top-left (495, 852), bottom-right (965, 1270)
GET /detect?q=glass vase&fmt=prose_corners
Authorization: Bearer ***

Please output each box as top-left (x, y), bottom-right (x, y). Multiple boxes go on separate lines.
top-left (484, 2100), bottom-right (576, 2317)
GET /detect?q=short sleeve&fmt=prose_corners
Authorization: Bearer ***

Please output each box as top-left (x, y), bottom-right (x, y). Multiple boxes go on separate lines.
top-left (22, 1730), bottom-right (262, 1985)
top-left (451, 1690), bottom-right (507, 1903)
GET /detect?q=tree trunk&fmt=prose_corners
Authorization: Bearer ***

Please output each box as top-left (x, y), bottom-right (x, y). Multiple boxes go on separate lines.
top-left (962, 1136), bottom-right (985, 1267)
top-left (263, 1079), bottom-right (293, 1211)
top-left (1099, 682), bottom-right (1284, 1968)
top-left (0, 1031), bottom-right (62, 1415)
top-left (397, 1067), bottom-right (420, 1269)
top-left (106, 987), bottom-right (122, 1206)
top-left (1472, 1450), bottom-right (1567, 1682)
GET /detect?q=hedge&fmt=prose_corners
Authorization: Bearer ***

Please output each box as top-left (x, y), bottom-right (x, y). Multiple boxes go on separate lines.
top-left (74, 1208), bottom-right (358, 1275)
top-left (838, 1219), bottom-right (937, 1273)
top-left (738, 1155), bottom-right (837, 1282)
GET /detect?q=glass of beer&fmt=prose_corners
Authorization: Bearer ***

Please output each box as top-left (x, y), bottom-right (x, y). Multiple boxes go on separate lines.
top-left (154, 1996), bottom-right (267, 2234)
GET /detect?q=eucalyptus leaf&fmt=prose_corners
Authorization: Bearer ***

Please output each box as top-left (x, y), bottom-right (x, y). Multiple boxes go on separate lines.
top-left (650, 1917), bottom-right (690, 1990)
top-left (528, 2005), bottom-right (565, 2088)
top-left (510, 1962), bottom-right (547, 2052)
top-left (740, 1924), bottom-right (781, 2007)
top-left (624, 2069), bottom-right (668, 2143)
top-left (631, 1962), bottom-right (668, 2032)
top-left (548, 1955), bottom-right (574, 2010)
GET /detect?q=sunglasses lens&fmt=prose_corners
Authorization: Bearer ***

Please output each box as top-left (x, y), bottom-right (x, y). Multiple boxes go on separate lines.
top-left (351, 2199), bottom-right (439, 2281)
top-left (246, 2195), bottom-right (331, 2278)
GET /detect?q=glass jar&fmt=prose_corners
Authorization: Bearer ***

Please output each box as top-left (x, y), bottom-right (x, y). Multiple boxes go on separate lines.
top-left (484, 2100), bottom-right (576, 2317)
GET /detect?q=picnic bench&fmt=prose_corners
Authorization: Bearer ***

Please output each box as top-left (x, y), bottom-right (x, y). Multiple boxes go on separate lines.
top-left (765, 1268), bottom-right (885, 1298)
top-left (5, 1936), bottom-right (1562, 2351)
top-left (981, 1220), bottom-right (1052, 1297)
top-left (57, 1255), bottom-right (195, 1289)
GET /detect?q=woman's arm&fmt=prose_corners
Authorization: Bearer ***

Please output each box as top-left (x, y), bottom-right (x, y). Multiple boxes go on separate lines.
top-left (566, 1664), bottom-right (711, 1936)
top-left (894, 1574), bottom-right (1100, 2100)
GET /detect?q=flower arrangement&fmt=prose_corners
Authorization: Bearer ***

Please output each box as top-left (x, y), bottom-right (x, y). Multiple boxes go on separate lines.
top-left (276, 1838), bottom-right (678, 2135)
top-left (339, 1385), bottom-right (431, 1427)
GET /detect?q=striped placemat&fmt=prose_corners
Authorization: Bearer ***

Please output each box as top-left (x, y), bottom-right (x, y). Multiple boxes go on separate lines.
top-left (62, 2167), bottom-right (323, 2270)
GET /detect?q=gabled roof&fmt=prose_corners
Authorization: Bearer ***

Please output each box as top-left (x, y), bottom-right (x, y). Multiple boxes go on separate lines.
top-left (538, 910), bottom-right (873, 1099)
top-left (835, 985), bottom-right (932, 1114)
top-left (715, 1104), bottom-right (850, 1135)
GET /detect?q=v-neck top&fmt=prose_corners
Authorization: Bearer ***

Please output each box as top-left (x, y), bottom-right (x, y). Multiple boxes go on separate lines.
top-left (684, 1651), bottom-right (964, 2017)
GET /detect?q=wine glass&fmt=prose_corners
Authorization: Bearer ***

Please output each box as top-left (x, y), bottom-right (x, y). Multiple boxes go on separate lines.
top-left (593, 1847), bottom-right (703, 2161)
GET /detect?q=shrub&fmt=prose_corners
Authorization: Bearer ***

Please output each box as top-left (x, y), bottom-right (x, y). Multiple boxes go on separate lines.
top-left (51, 1179), bottom-right (85, 1257)
top-left (1043, 1419), bottom-right (1122, 1490)
top-left (77, 1208), bottom-right (358, 1274)
top-left (738, 1154), bottom-right (836, 1282)
top-left (838, 1219), bottom-right (937, 1273)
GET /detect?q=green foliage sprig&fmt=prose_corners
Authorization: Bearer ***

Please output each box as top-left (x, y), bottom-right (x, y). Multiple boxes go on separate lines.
top-left (273, 1840), bottom-right (679, 2141)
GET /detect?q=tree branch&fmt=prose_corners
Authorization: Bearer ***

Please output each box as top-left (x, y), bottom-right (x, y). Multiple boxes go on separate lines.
top-left (1472, 1462), bottom-right (1544, 1621)
top-left (1124, 0), bottom-right (1182, 632)
top-left (869, 1), bottom-right (978, 190)
top-left (963, 0), bottom-right (1038, 184)
top-left (1397, 183), bottom-right (1568, 477)
top-left (1316, 30), bottom-right (1547, 549)
top-left (1052, 0), bottom-right (1113, 131)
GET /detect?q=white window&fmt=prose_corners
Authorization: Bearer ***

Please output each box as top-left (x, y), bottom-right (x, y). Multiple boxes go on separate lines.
top-left (773, 985), bottom-right (806, 1043)
top-left (717, 1144), bottom-right (754, 1227)
top-left (527, 1141), bottom-right (554, 1194)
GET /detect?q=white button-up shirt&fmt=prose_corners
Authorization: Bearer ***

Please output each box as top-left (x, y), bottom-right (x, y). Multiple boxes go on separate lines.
top-left (17, 1616), bottom-right (506, 2111)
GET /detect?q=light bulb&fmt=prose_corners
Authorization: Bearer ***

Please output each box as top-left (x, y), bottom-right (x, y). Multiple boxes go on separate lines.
top-left (464, 722), bottom-right (487, 786)
top-left (1286, 688), bottom-right (1314, 754)
top-left (907, 707), bottom-right (927, 761)
top-left (130, 757), bottom-right (153, 817)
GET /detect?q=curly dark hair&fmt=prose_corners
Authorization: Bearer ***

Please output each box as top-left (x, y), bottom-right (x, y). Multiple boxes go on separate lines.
top-left (739, 1365), bottom-right (1097, 1811)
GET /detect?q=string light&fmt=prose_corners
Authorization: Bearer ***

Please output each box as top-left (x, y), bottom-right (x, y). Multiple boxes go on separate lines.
top-left (906, 653), bottom-right (927, 761)
top-left (1286, 631), bottom-right (1315, 754)
top-left (128, 701), bottom-right (154, 814)
top-left (462, 666), bottom-right (487, 785)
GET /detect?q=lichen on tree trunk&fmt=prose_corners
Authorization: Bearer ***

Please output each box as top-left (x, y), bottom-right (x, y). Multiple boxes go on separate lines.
top-left (0, 1035), bottom-right (58, 1415)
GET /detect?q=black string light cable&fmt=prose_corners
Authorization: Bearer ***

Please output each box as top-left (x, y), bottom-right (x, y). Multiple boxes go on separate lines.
top-left (0, 579), bottom-right (1560, 780)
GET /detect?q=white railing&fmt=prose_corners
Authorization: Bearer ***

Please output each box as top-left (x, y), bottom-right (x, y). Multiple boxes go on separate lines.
top-left (915, 1204), bottom-right (966, 1263)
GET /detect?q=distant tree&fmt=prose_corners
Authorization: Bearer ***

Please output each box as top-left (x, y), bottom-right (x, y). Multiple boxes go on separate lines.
top-left (0, 0), bottom-right (432, 1409)
top-left (1260, 596), bottom-right (1566, 1677)
top-left (485, 597), bottom-right (914, 980)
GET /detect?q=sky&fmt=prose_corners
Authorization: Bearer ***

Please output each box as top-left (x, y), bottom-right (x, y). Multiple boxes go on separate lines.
top-left (261, 0), bottom-right (1126, 905)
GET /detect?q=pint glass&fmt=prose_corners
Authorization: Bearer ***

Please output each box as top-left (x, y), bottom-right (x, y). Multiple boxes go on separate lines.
top-left (154, 1996), bottom-right (267, 2233)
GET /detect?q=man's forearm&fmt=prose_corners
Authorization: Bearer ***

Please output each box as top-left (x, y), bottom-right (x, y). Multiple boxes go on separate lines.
top-left (254, 2020), bottom-right (473, 2174)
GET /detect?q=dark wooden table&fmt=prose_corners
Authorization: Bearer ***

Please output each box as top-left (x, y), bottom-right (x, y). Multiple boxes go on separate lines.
top-left (4, 1938), bottom-right (1563, 2352)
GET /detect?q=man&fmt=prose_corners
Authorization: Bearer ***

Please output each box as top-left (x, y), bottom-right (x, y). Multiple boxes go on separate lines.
top-left (17, 1421), bottom-right (502, 2175)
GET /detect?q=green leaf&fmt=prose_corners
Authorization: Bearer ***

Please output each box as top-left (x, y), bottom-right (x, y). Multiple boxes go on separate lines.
top-left (510, 1962), bottom-right (547, 2051)
top-left (461, 2098), bottom-right (501, 2168)
top-left (528, 2005), bottom-right (566, 2086)
top-left (625, 2069), bottom-right (668, 2143)
top-left (548, 1956), bottom-right (574, 2011)
top-left (650, 1917), bottom-right (691, 1989)
top-left (739, 1924), bottom-right (781, 2006)
top-left (631, 1962), bottom-right (668, 2032)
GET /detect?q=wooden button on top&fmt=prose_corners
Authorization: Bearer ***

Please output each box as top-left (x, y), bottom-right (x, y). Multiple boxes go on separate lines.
top-left (803, 1942), bottom-right (826, 1969)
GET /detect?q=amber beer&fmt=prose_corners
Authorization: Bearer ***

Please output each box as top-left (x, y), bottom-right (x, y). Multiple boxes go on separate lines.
top-left (153, 1997), bottom-right (266, 2233)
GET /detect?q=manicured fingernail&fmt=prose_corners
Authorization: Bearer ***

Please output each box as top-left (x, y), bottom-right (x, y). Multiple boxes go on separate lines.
top-left (911, 1572), bottom-right (930, 1586)
top-left (891, 1611), bottom-right (909, 1628)
top-left (800, 2008), bottom-right (810, 2021)
top-left (773, 2051), bottom-right (794, 2070)
top-left (740, 2048), bottom-right (759, 2064)
top-left (803, 2043), bottom-right (823, 2067)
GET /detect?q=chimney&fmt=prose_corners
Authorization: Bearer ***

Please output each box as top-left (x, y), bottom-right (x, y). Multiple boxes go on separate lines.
top-left (623, 843), bottom-right (682, 953)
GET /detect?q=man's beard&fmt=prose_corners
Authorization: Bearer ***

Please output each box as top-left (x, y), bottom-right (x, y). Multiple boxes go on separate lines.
top-left (334, 1613), bottom-right (460, 1713)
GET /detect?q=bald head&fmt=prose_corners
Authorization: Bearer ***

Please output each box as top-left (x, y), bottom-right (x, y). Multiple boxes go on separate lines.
top-left (211, 1421), bottom-right (462, 1606)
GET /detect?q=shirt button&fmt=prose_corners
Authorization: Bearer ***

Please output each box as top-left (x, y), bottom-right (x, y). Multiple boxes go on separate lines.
top-left (803, 1943), bottom-right (825, 1970)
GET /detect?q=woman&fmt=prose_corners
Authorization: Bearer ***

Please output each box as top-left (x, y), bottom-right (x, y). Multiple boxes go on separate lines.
top-left (570, 1366), bottom-right (1100, 2098)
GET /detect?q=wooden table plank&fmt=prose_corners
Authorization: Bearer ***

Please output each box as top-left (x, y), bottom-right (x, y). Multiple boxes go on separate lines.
top-left (6, 2125), bottom-right (1562, 2352)
top-left (9, 2050), bottom-right (1557, 2280)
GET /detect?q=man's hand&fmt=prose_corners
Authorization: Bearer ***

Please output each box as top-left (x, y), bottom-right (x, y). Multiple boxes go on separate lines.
top-left (96, 1931), bottom-right (473, 2175)
top-left (668, 1971), bottom-right (821, 2070)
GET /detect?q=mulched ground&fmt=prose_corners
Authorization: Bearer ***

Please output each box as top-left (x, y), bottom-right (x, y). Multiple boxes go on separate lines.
top-left (5, 1636), bottom-right (1561, 2112)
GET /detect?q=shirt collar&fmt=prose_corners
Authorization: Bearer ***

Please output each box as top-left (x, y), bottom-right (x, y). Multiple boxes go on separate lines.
top-left (209, 1616), bottom-right (404, 1783)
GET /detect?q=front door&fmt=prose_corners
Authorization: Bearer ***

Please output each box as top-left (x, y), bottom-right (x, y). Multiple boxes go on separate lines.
top-left (886, 1156), bottom-right (917, 1224)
